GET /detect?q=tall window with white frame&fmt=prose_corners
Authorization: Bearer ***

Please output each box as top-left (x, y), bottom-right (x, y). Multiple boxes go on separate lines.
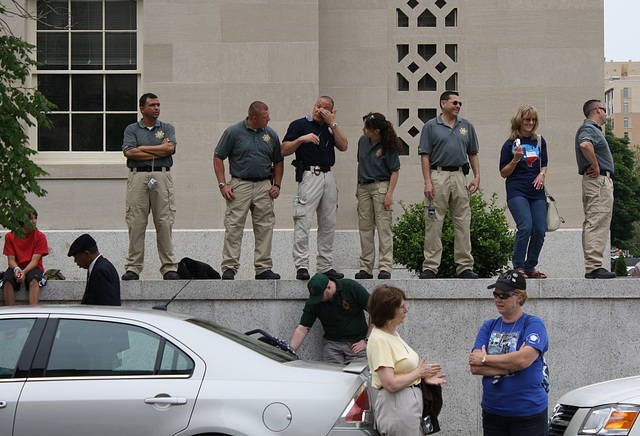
top-left (34, 0), bottom-right (139, 153)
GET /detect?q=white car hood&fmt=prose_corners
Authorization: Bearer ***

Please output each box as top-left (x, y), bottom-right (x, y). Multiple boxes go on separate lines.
top-left (560, 376), bottom-right (640, 407)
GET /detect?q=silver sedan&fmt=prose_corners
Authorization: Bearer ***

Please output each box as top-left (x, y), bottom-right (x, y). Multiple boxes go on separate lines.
top-left (0, 306), bottom-right (379, 436)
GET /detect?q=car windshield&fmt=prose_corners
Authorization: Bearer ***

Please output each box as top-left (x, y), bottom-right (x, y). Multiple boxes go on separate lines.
top-left (187, 318), bottom-right (297, 363)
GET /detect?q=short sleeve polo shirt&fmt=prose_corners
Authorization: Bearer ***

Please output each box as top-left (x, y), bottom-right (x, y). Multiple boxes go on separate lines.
top-left (418, 115), bottom-right (479, 166)
top-left (299, 278), bottom-right (370, 342)
top-left (575, 119), bottom-right (614, 175)
top-left (214, 119), bottom-right (283, 179)
top-left (357, 136), bottom-right (401, 184)
top-left (122, 120), bottom-right (177, 168)
top-left (283, 115), bottom-right (337, 167)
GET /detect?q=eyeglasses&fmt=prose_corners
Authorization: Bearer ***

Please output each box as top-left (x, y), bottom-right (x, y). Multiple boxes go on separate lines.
top-left (396, 304), bottom-right (408, 312)
top-left (493, 291), bottom-right (515, 300)
top-left (450, 100), bottom-right (462, 107)
top-left (523, 118), bottom-right (537, 123)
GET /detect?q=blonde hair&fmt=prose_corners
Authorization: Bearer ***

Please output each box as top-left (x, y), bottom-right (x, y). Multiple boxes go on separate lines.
top-left (509, 105), bottom-right (539, 141)
top-left (513, 288), bottom-right (528, 306)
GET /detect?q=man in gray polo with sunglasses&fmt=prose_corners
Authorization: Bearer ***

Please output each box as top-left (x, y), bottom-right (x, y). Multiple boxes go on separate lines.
top-left (575, 99), bottom-right (616, 279)
top-left (418, 91), bottom-right (480, 279)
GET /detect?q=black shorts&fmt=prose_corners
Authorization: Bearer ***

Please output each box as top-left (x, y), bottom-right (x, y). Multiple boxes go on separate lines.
top-left (2, 267), bottom-right (45, 291)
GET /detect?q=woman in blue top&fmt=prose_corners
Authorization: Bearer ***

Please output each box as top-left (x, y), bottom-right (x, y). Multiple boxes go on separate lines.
top-left (469, 270), bottom-right (549, 436)
top-left (499, 105), bottom-right (548, 278)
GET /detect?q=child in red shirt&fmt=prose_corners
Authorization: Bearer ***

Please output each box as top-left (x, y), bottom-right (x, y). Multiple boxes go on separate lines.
top-left (2, 210), bottom-right (49, 305)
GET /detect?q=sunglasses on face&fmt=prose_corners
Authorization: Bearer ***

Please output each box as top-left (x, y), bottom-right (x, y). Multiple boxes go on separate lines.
top-left (450, 100), bottom-right (462, 106)
top-left (493, 291), bottom-right (515, 300)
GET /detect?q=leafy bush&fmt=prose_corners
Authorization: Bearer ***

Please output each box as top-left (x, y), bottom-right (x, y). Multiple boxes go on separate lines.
top-left (393, 190), bottom-right (514, 278)
top-left (614, 255), bottom-right (629, 277)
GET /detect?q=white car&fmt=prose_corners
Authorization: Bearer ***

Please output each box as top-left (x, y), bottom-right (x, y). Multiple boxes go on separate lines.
top-left (549, 376), bottom-right (640, 435)
top-left (0, 305), bottom-right (379, 436)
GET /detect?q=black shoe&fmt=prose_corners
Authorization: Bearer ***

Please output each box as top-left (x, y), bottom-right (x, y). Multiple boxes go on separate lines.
top-left (122, 271), bottom-right (139, 281)
top-left (378, 270), bottom-right (391, 280)
top-left (322, 269), bottom-right (344, 280)
top-left (458, 269), bottom-right (479, 279)
top-left (296, 268), bottom-right (310, 280)
top-left (585, 268), bottom-right (616, 279)
top-left (418, 269), bottom-right (436, 279)
top-left (255, 270), bottom-right (281, 280)
top-left (163, 271), bottom-right (180, 280)
top-left (355, 270), bottom-right (373, 279)
top-left (222, 269), bottom-right (235, 280)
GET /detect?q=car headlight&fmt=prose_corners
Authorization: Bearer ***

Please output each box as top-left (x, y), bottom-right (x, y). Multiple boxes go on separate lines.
top-left (579, 404), bottom-right (640, 435)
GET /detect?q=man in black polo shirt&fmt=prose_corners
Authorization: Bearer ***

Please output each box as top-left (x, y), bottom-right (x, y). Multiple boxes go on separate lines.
top-left (121, 93), bottom-right (179, 281)
top-left (282, 96), bottom-right (348, 281)
top-left (214, 101), bottom-right (284, 280)
top-left (290, 273), bottom-right (371, 364)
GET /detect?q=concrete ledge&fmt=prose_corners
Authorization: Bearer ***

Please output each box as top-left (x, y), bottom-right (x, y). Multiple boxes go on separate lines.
top-left (7, 277), bottom-right (640, 435)
top-left (39, 228), bottom-right (588, 281)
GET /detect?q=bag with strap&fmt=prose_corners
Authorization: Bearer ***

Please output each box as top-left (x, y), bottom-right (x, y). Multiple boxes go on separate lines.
top-left (545, 189), bottom-right (564, 232)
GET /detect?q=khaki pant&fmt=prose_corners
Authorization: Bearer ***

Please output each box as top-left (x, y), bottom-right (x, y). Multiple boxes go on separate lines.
top-left (422, 169), bottom-right (474, 274)
top-left (374, 385), bottom-right (422, 436)
top-left (582, 174), bottom-right (614, 273)
top-left (357, 181), bottom-right (393, 273)
top-left (292, 170), bottom-right (338, 273)
top-left (222, 178), bottom-right (275, 274)
top-left (321, 338), bottom-right (367, 365)
top-left (125, 169), bottom-right (177, 275)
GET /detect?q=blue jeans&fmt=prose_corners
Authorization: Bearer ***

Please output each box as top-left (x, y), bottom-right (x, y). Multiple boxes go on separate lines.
top-left (507, 196), bottom-right (546, 273)
top-left (482, 408), bottom-right (548, 436)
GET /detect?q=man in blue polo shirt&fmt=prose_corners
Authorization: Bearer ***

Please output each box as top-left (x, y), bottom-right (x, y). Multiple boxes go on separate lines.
top-left (214, 101), bottom-right (284, 280)
top-left (575, 99), bottom-right (616, 279)
top-left (121, 93), bottom-right (179, 281)
top-left (418, 91), bottom-right (480, 279)
top-left (282, 96), bottom-right (348, 281)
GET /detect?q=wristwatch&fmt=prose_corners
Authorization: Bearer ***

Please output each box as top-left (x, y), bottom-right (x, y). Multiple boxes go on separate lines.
top-left (218, 182), bottom-right (227, 189)
top-left (481, 355), bottom-right (486, 365)
top-left (331, 122), bottom-right (338, 129)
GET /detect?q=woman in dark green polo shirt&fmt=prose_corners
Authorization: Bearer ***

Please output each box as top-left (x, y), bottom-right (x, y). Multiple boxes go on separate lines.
top-left (355, 113), bottom-right (402, 280)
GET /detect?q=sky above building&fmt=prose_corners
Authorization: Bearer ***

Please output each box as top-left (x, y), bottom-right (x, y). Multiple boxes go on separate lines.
top-left (605, 0), bottom-right (640, 61)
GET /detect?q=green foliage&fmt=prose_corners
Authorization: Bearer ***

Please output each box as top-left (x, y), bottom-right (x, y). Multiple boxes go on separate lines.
top-left (393, 190), bottom-right (514, 278)
top-left (614, 255), bottom-right (629, 277)
top-left (605, 125), bottom-right (640, 249)
top-left (0, 34), bottom-right (55, 235)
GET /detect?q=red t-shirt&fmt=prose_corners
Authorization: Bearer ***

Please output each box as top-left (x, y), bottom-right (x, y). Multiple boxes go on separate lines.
top-left (3, 230), bottom-right (49, 272)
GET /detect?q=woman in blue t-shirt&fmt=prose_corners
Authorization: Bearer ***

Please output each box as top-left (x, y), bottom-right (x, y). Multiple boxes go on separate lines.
top-left (469, 270), bottom-right (549, 436)
top-left (499, 105), bottom-right (548, 278)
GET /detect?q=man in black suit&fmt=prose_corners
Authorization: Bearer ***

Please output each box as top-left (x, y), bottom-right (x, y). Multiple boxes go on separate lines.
top-left (68, 234), bottom-right (121, 306)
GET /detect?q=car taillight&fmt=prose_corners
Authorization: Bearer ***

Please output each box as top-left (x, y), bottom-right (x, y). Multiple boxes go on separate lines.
top-left (345, 388), bottom-right (370, 421)
top-left (333, 384), bottom-right (375, 430)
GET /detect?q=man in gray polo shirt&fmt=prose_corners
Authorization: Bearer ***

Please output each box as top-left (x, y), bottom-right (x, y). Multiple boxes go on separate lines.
top-left (214, 101), bottom-right (284, 280)
top-left (575, 99), bottom-right (616, 279)
top-left (418, 91), bottom-right (480, 279)
top-left (121, 93), bottom-right (179, 281)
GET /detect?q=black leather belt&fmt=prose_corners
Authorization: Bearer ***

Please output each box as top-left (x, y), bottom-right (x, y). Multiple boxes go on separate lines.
top-left (236, 176), bottom-right (270, 182)
top-left (304, 165), bottom-right (331, 174)
top-left (130, 166), bottom-right (170, 172)
top-left (430, 165), bottom-right (461, 172)
top-left (600, 170), bottom-right (614, 180)
top-left (361, 179), bottom-right (390, 185)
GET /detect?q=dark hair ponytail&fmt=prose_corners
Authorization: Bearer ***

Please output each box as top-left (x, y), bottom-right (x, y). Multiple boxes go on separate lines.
top-left (362, 112), bottom-right (402, 155)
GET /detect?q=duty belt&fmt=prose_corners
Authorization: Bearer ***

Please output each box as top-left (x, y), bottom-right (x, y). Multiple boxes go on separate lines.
top-left (130, 166), bottom-right (170, 172)
top-left (304, 165), bottom-right (331, 175)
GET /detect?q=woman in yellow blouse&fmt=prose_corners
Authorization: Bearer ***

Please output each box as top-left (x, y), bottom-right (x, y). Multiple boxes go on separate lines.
top-left (367, 285), bottom-right (446, 435)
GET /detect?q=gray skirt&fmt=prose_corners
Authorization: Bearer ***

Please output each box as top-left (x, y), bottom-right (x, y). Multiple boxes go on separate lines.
top-left (374, 384), bottom-right (422, 436)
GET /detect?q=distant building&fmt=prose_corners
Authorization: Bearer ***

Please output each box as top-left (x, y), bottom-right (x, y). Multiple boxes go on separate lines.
top-left (605, 61), bottom-right (640, 146)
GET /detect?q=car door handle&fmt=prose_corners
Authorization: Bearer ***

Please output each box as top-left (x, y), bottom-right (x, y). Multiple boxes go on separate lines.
top-left (144, 396), bottom-right (187, 405)
top-left (0, 401), bottom-right (6, 409)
